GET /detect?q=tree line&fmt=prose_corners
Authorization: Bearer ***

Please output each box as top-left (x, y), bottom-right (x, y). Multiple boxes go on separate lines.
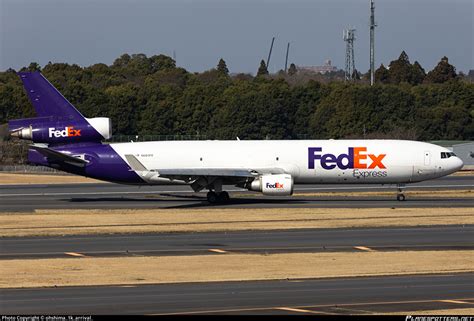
top-left (0, 52), bottom-right (473, 142)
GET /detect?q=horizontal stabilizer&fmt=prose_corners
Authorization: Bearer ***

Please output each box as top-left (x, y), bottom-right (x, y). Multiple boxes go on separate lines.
top-left (30, 145), bottom-right (88, 167)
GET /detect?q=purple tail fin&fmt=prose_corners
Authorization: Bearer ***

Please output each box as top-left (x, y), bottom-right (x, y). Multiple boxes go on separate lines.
top-left (18, 72), bottom-right (85, 121)
top-left (9, 72), bottom-right (112, 145)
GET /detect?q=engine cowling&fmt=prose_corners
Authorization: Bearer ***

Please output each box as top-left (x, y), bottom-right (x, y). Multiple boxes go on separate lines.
top-left (9, 117), bottom-right (112, 144)
top-left (249, 174), bottom-right (294, 196)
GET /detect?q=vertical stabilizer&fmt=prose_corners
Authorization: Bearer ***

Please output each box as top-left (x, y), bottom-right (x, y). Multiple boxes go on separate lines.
top-left (17, 72), bottom-right (85, 120)
top-left (9, 72), bottom-right (112, 144)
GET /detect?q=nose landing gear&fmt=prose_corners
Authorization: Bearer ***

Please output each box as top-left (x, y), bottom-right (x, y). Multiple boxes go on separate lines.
top-left (396, 184), bottom-right (406, 201)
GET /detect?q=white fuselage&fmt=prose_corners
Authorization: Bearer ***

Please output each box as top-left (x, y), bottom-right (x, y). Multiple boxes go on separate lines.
top-left (110, 140), bottom-right (463, 185)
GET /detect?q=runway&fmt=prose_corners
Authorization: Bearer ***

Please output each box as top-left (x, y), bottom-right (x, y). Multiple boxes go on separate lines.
top-left (1, 273), bottom-right (473, 314)
top-left (0, 175), bottom-right (472, 211)
top-left (1, 226), bottom-right (473, 259)
top-left (1, 175), bottom-right (473, 315)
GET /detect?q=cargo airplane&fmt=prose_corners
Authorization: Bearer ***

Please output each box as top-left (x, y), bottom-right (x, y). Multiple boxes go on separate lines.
top-left (8, 72), bottom-right (463, 203)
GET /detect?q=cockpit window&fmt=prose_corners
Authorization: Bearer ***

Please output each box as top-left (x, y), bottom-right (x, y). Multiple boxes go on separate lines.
top-left (441, 152), bottom-right (456, 159)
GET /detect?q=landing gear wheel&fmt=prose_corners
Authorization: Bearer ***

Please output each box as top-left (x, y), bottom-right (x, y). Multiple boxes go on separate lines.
top-left (207, 191), bottom-right (218, 204)
top-left (396, 184), bottom-right (406, 202)
top-left (397, 194), bottom-right (406, 202)
top-left (219, 191), bottom-right (230, 203)
top-left (207, 191), bottom-right (230, 204)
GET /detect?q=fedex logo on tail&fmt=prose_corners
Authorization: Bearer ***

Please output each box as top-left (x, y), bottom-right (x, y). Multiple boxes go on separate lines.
top-left (48, 127), bottom-right (82, 138)
top-left (308, 147), bottom-right (386, 170)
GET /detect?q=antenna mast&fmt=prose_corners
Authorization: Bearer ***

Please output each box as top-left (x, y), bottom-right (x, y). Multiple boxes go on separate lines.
top-left (370, 0), bottom-right (377, 85)
top-left (267, 37), bottom-right (275, 70)
top-left (343, 29), bottom-right (356, 81)
top-left (284, 42), bottom-right (290, 73)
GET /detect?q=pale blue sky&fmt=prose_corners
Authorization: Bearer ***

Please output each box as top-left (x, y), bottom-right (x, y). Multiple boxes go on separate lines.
top-left (1, 0), bottom-right (473, 74)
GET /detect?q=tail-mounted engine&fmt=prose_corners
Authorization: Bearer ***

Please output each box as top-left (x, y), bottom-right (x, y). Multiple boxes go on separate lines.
top-left (249, 174), bottom-right (294, 196)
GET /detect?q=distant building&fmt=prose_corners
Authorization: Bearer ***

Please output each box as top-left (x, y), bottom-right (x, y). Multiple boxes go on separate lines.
top-left (432, 141), bottom-right (474, 169)
top-left (453, 142), bottom-right (474, 168)
top-left (468, 70), bottom-right (474, 81)
top-left (298, 60), bottom-right (338, 74)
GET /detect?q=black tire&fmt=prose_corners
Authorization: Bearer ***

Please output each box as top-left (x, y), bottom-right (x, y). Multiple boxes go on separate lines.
top-left (397, 194), bottom-right (406, 202)
top-left (207, 191), bottom-right (218, 204)
top-left (219, 191), bottom-right (230, 203)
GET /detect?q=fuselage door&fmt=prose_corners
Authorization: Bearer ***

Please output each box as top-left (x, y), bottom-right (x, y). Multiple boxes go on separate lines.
top-left (424, 151), bottom-right (431, 166)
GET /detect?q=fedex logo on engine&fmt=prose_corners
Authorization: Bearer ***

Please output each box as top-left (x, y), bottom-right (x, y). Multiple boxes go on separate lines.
top-left (266, 182), bottom-right (284, 189)
top-left (48, 127), bottom-right (82, 138)
top-left (308, 147), bottom-right (386, 170)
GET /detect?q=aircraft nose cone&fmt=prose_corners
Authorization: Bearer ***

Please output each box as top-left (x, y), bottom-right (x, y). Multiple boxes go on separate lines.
top-left (453, 157), bottom-right (464, 171)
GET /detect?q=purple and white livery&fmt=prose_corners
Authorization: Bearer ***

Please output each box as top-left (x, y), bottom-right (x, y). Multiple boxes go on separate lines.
top-left (9, 72), bottom-right (463, 203)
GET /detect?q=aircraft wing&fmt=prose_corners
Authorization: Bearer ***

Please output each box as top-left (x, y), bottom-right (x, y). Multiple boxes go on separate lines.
top-left (124, 155), bottom-right (284, 179)
top-left (156, 168), bottom-right (256, 178)
top-left (30, 145), bottom-right (88, 167)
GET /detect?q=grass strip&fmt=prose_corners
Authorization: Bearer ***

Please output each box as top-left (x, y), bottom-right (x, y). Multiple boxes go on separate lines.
top-left (1, 207), bottom-right (473, 237)
top-left (1, 250), bottom-right (472, 288)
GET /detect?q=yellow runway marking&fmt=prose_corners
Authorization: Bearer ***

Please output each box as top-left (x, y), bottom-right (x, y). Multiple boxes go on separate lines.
top-left (439, 300), bottom-right (472, 305)
top-left (332, 307), bottom-right (376, 314)
top-left (354, 246), bottom-right (376, 252)
top-left (275, 307), bottom-right (335, 315)
top-left (64, 252), bottom-right (86, 257)
top-left (208, 249), bottom-right (228, 254)
top-left (153, 298), bottom-right (474, 315)
top-left (276, 307), bottom-right (317, 314)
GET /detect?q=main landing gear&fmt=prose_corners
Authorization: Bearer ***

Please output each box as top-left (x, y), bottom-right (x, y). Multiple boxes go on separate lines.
top-left (396, 184), bottom-right (406, 201)
top-left (207, 191), bottom-right (230, 204)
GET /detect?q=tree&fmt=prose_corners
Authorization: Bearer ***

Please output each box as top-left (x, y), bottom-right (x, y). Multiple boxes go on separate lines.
top-left (27, 62), bottom-right (41, 72)
top-left (375, 64), bottom-right (390, 83)
top-left (217, 58), bottom-right (229, 76)
top-left (425, 56), bottom-right (457, 84)
top-left (288, 63), bottom-right (297, 76)
top-left (290, 80), bottom-right (324, 138)
top-left (385, 52), bottom-right (427, 85)
top-left (277, 69), bottom-right (286, 77)
top-left (411, 61), bottom-right (426, 85)
top-left (105, 84), bottom-right (141, 134)
top-left (19, 62), bottom-right (41, 72)
top-left (388, 51), bottom-right (413, 84)
top-left (211, 80), bottom-right (291, 139)
top-left (149, 54), bottom-right (176, 73)
top-left (256, 60), bottom-right (268, 77)
top-left (127, 53), bottom-right (152, 76)
top-left (112, 54), bottom-right (131, 68)
top-left (352, 69), bottom-right (361, 80)
top-left (1, 50), bottom-right (472, 157)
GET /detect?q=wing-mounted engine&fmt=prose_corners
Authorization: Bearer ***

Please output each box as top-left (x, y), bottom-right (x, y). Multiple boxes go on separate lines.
top-left (9, 117), bottom-right (112, 144)
top-left (249, 174), bottom-right (294, 196)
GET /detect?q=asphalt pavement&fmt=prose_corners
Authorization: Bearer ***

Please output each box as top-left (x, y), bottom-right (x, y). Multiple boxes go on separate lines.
top-left (1, 273), bottom-right (473, 314)
top-left (1, 225), bottom-right (472, 259)
top-left (0, 175), bottom-right (472, 211)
